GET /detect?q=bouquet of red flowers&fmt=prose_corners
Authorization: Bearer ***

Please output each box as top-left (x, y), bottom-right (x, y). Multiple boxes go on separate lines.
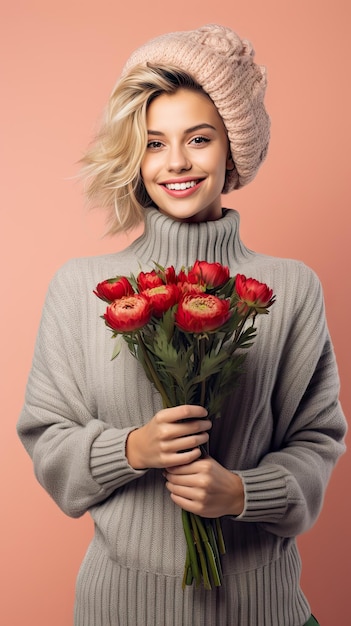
top-left (94, 260), bottom-right (275, 589)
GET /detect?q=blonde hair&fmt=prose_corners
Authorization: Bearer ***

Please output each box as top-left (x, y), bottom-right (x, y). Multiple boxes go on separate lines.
top-left (81, 64), bottom-right (204, 234)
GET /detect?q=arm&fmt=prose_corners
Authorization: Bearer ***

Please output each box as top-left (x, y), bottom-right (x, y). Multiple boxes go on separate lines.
top-left (236, 266), bottom-right (347, 536)
top-left (17, 262), bottom-right (212, 518)
top-left (17, 264), bottom-right (148, 518)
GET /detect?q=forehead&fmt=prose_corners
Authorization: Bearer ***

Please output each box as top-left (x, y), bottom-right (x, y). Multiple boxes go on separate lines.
top-left (146, 88), bottom-right (226, 132)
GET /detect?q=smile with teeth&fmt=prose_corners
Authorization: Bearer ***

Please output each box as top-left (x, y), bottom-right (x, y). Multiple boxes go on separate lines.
top-left (164, 180), bottom-right (199, 190)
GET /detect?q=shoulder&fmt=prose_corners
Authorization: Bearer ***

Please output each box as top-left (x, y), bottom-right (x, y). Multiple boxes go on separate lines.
top-left (270, 257), bottom-right (322, 295)
top-left (243, 253), bottom-right (322, 299)
top-left (270, 258), bottom-right (322, 304)
top-left (243, 255), bottom-right (325, 330)
top-left (47, 250), bottom-right (138, 295)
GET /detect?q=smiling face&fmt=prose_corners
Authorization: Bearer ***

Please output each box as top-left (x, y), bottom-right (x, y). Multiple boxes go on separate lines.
top-left (140, 88), bottom-right (232, 223)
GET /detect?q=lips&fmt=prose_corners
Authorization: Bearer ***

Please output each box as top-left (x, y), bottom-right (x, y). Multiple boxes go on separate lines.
top-left (165, 181), bottom-right (197, 191)
top-left (160, 178), bottom-right (204, 197)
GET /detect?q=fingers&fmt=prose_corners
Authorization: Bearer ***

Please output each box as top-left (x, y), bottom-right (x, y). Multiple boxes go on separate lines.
top-left (164, 460), bottom-right (212, 504)
top-left (153, 405), bottom-right (211, 459)
top-left (157, 419), bottom-right (211, 444)
top-left (155, 404), bottom-right (208, 425)
top-left (159, 427), bottom-right (210, 453)
top-left (166, 481), bottom-right (210, 516)
top-left (164, 459), bottom-right (245, 517)
top-left (164, 460), bottom-right (205, 475)
top-left (126, 405), bottom-right (211, 470)
top-left (153, 406), bottom-right (211, 443)
top-left (159, 446), bottom-right (203, 468)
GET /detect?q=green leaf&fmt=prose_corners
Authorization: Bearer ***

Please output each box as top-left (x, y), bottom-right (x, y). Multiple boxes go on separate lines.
top-left (110, 336), bottom-right (122, 360)
top-left (159, 307), bottom-right (176, 342)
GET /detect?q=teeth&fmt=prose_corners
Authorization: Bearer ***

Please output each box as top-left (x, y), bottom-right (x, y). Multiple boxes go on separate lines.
top-left (165, 181), bottom-right (197, 190)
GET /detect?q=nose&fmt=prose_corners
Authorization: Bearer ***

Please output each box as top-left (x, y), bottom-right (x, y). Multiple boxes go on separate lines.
top-left (167, 144), bottom-right (191, 172)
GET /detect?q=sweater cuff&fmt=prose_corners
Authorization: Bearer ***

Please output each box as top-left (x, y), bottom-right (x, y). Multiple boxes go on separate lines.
top-left (90, 427), bottom-right (147, 489)
top-left (236, 465), bottom-right (288, 522)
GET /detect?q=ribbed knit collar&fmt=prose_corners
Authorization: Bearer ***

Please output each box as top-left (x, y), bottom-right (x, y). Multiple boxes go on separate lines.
top-left (129, 208), bottom-right (254, 269)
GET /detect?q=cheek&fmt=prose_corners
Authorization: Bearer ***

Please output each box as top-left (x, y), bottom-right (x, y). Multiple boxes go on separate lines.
top-left (198, 146), bottom-right (227, 174)
top-left (140, 159), bottom-right (148, 181)
top-left (211, 151), bottom-right (228, 184)
top-left (140, 155), bottom-right (158, 183)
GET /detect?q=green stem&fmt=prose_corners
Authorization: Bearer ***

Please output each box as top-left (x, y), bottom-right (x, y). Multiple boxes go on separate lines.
top-left (198, 336), bottom-right (207, 408)
top-left (135, 332), bottom-right (226, 590)
top-left (206, 521), bottom-right (223, 585)
top-left (233, 310), bottom-right (253, 344)
top-left (136, 331), bottom-right (171, 409)
top-left (215, 518), bottom-right (226, 555)
top-left (181, 509), bottom-right (201, 587)
top-left (198, 335), bottom-right (210, 456)
top-left (182, 547), bottom-right (193, 589)
top-left (194, 515), bottom-right (222, 587)
top-left (190, 514), bottom-right (211, 590)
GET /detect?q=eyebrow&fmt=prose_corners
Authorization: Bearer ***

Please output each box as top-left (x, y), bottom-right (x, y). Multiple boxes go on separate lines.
top-left (147, 123), bottom-right (217, 136)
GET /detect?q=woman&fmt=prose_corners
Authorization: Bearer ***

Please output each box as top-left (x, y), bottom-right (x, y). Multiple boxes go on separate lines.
top-left (17, 24), bottom-right (346, 625)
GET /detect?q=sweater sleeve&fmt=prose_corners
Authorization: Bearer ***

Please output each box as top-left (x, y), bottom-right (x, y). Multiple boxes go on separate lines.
top-left (236, 264), bottom-right (347, 537)
top-left (17, 263), bottom-right (147, 519)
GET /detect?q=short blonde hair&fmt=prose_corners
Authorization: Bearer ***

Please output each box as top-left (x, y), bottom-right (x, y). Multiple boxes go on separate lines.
top-left (81, 65), bottom-right (205, 234)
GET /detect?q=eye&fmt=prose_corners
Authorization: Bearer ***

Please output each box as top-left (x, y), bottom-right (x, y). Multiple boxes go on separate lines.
top-left (190, 136), bottom-right (211, 146)
top-left (146, 140), bottom-right (164, 150)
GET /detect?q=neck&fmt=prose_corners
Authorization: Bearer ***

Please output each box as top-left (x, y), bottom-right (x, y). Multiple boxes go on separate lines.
top-left (129, 208), bottom-right (253, 269)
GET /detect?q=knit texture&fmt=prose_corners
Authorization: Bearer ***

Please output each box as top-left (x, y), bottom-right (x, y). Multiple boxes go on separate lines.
top-left (121, 24), bottom-right (270, 191)
top-left (17, 208), bottom-right (347, 626)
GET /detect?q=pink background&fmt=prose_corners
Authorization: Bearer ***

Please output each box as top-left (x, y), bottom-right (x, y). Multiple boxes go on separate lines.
top-left (1, 1), bottom-right (350, 624)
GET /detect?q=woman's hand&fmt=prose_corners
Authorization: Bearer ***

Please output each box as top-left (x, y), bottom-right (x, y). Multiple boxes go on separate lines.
top-left (126, 405), bottom-right (211, 470)
top-left (164, 456), bottom-right (245, 518)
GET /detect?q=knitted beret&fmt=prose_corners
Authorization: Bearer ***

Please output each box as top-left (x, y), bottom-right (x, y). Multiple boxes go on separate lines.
top-left (122, 24), bottom-right (270, 191)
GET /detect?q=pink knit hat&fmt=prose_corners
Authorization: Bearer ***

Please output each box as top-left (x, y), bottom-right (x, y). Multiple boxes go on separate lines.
top-left (122, 24), bottom-right (270, 192)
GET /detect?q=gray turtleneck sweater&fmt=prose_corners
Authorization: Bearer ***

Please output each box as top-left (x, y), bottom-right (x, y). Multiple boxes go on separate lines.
top-left (17, 208), bottom-right (346, 626)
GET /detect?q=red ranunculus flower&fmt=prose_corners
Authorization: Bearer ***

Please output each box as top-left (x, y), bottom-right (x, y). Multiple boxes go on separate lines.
top-left (175, 293), bottom-right (231, 333)
top-left (187, 260), bottom-right (230, 288)
top-left (178, 282), bottom-right (206, 296)
top-left (177, 268), bottom-right (200, 286)
top-left (176, 268), bottom-right (205, 295)
top-left (104, 294), bottom-right (152, 332)
top-left (235, 274), bottom-right (275, 315)
top-left (137, 266), bottom-right (177, 290)
top-left (137, 271), bottom-right (164, 291)
top-left (163, 266), bottom-right (177, 284)
top-left (94, 276), bottom-right (134, 303)
top-left (143, 284), bottom-right (180, 317)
